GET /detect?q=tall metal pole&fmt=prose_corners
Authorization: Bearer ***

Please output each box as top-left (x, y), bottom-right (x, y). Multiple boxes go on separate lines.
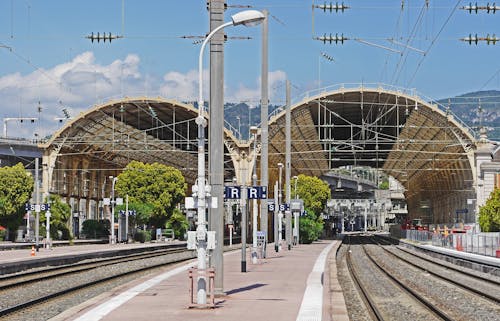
top-left (125, 194), bottom-right (129, 242)
top-left (241, 181), bottom-right (247, 272)
top-left (35, 158), bottom-right (40, 251)
top-left (259, 9), bottom-right (269, 258)
top-left (196, 19), bottom-right (232, 305)
top-left (251, 127), bottom-right (258, 264)
top-left (273, 181), bottom-right (278, 252)
top-left (110, 177), bottom-right (117, 244)
top-left (285, 80), bottom-right (292, 250)
top-left (208, 0), bottom-right (226, 295)
top-left (277, 162), bottom-right (283, 251)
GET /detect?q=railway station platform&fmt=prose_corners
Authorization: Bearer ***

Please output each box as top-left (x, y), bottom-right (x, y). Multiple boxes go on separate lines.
top-left (42, 240), bottom-right (347, 321)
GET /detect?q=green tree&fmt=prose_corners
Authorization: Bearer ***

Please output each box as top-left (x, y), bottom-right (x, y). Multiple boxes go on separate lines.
top-left (115, 161), bottom-right (187, 228)
top-left (294, 174), bottom-right (331, 214)
top-left (379, 179), bottom-right (389, 190)
top-left (0, 163), bottom-right (34, 238)
top-left (478, 188), bottom-right (500, 232)
top-left (42, 194), bottom-right (72, 240)
top-left (294, 174), bottom-right (330, 243)
top-left (166, 208), bottom-right (189, 240)
top-left (299, 210), bottom-right (324, 244)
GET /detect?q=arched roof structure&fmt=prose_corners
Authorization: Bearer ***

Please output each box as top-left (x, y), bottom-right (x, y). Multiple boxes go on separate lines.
top-left (40, 97), bottom-right (239, 209)
top-left (40, 85), bottom-right (479, 224)
top-left (266, 85), bottom-right (477, 223)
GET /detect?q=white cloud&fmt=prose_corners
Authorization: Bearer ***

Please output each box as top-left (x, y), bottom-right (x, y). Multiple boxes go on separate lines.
top-left (227, 70), bottom-right (287, 106)
top-left (0, 51), bottom-right (287, 138)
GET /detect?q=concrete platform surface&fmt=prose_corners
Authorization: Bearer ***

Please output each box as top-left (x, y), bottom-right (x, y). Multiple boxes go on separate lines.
top-left (51, 240), bottom-right (345, 321)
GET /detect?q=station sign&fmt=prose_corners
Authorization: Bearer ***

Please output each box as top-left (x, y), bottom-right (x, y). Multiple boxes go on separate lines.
top-left (224, 186), bottom-right (267, 200)
top-left (267, 201), bottom-right (290, 212)
top-left (25, 203), bottom-right (50, 212)
top-left (119, 210), bottom-right (137, 216)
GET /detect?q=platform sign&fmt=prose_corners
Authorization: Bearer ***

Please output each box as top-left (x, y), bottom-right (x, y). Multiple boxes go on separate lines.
top-left (224, 186), bottom-right (267, 200)
top-left (456, 208), bottom-right (468, 214)
top-left (267, 202), bottom-right (275, 212)
top-left (224, 186), bottom-right (241, 199)
top-left (119, 210), bottom-right (137, 216)
top-left (278, 203), bottom-right (289, 212)
top-left (247, 186), bottom-right (267, 199)
top-left (25, 203), bottom-right (50, 211)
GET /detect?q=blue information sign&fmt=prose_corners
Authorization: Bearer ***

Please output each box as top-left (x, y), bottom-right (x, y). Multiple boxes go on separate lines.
top-left (224, 186), bottom-right (267, 200)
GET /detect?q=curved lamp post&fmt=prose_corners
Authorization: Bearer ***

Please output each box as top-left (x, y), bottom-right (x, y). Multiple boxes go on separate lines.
top-left (194, 9), bottom-right (264, 305)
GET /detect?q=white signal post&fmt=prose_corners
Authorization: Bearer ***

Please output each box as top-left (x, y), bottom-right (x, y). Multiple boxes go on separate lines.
top-left (45, 210), bottom-right (51, 249)
top-left (194, 9), bottom-right (265, 305)
top-left (109, 176), bottom-right (118, 244)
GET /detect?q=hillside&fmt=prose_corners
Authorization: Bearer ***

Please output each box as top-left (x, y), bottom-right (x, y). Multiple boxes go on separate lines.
top-left (222, 90), bottom-right (500, 141)
top-left (437, 90), bottom-right (500, 141)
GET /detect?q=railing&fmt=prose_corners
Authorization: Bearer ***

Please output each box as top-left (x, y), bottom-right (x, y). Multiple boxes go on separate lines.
top-left (402, 229), bottom-right (500, 257)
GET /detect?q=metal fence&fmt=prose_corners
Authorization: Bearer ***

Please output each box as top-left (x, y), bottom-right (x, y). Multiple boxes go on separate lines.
top-left (402, 229), bottom-right (500, 257)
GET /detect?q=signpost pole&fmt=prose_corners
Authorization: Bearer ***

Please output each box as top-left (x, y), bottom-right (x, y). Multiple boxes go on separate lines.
top-left (241, 184), bottom-right (247, 272)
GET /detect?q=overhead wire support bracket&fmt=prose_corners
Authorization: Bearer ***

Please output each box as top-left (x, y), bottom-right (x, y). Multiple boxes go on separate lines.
top-left (387, 39), bottom-right (426, 55)
top-left (355, 39), bottom-right (402, 54)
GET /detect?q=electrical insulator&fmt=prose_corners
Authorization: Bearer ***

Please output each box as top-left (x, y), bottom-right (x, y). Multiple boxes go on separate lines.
top-left (86, 32), bottom-right (123, 43)
top-left (487, 2), bottom-right (498, 13)
top-left (462, 2), bottom-right (499, 13)
top-left (316, 1), bottom-right (349, 13)
top-left (464, 2), bottom-right (479, 13)
top-left (460, 34), bottom-right (479, 45)
top-left (315, 33), bottom-right (348, 44)
top-left (486, 34), bottom-right (498, 45)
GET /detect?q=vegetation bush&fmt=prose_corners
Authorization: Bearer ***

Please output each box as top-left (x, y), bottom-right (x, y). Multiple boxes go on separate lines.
top-left (299, 211), bottom-right (324, 244)
top-left (0, 229), bottom-right (5, 241)
top-left (479, 188), bottom-right (500, 232)
top-left (166, 208), bottom-right (188, 240)
top-left (133, 230), bottom-right (151, 243)
top-left (82, 219), bottom-right (110, 239)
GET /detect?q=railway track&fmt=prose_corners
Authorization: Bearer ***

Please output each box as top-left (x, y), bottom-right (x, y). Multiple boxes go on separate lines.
top-left (0, 248), bottom-right (184, 290)
top-left (368, 236), bottom-right (500, 304)
top-left (344, 235), bottom-right (450, 320)
top-left (0, 248), bottom-right (194, 319)
top-left (345, 237), bottom-right (500, 320)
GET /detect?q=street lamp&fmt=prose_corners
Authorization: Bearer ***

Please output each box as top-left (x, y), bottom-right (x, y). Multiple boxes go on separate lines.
top-left (194, 9), bottom-right (264, 305)
top-left (109, 176), bottom-right (118, 244)
top-left (250, 126), bottom-right (259, 264)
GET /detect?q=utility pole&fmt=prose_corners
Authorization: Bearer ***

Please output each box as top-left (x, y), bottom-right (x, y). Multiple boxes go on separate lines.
top-left (285, 80), bottom-right (292, 250)
top-left (208, 0), bottom-right (226, 295)
top-left (241, 181), bottom-right (247, 272)
top-left (35, 158), bottom-right (40, 251)
top-left (259, 9), bottom-right (269, 258)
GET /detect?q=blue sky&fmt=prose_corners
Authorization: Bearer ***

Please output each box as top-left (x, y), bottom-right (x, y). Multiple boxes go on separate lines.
top-left (0, 1), bottom-right (498, 138)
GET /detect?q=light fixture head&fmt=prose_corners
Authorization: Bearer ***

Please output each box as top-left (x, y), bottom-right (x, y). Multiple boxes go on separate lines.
top-left (277, 162), bottom-right (283, 168)
top-left (231, 10), bottom-right (265, 27)
top-left (250, 125), bottom-right (258, 134)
